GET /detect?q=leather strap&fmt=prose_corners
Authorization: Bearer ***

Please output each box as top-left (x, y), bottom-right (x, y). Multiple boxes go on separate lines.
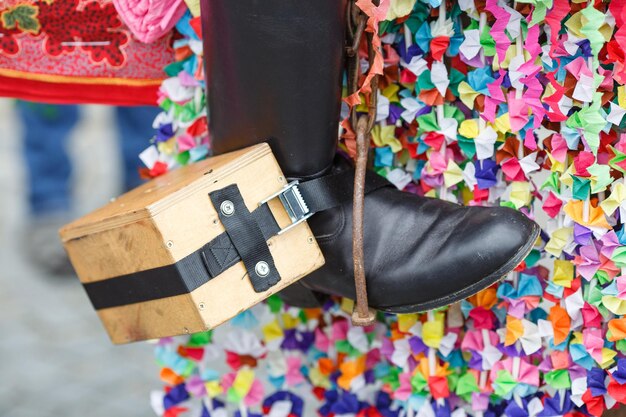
top-left (83, 168), bottom-right (390, 310)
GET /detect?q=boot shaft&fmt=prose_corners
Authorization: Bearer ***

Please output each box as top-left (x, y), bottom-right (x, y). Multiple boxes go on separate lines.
top-left (201, 0), bottom-right (347, 178)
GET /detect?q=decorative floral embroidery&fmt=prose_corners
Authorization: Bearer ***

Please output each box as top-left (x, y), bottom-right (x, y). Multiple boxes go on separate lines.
top-left (0, 0), bottom-right (128, 67)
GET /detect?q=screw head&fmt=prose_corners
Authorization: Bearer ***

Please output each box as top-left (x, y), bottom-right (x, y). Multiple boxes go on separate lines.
top-left (220, 200), bottom-right (235, 216)
top-left (255, 261), bottom-right (270, 277)
top-left (198, 302), bottom-right (205, 310)
top-left (166, 240), bottom-right (174, 248)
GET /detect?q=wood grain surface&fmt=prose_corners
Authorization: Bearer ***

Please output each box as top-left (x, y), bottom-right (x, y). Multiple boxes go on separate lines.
top-left (60, 143), bottom-right (325, 343)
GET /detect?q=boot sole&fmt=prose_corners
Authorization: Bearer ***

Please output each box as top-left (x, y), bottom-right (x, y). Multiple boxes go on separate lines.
top-left (377, 222), bottom-right (541, 314)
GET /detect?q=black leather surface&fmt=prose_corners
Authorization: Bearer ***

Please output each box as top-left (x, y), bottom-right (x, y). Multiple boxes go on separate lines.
top-left (201, 0), bottom-right (347, 179)
top-left (302, 160), bottom-right (539, 311)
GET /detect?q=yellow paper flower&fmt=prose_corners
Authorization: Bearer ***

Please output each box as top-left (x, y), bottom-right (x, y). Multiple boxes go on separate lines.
top-left (262, 320), bottom-right (284, 343)
top-left (553, 260), bottom-right (574, 288)
top-left (492, 113), bottom-right (511, 135)
top-left (542, 83), bottom-right (557, 101)
top-left (603, 295), bottom-right (626, 315)
top-left (544, 153), bottom-right (565, 174)
top-left (509, 181), bottom-right (531, 209)
top-left (458, 82), bottom-right (480, 109)
top-left (372, 124), bottom-right (402, 153)
top-left (382, 84), bottom-right (401, 103)
top-left (423, 312), bottom-right (445, 348)
top-left (560, 166), bottom-right (577, 186)
top-left (571, 332), bottom-right (584, 345)
top-left (600, 348), bottom-right (618, 369)
top-left (398, 314), bottom-right (418, 333)
top-left (425, 189), bottom-right (438, 198)
top-left (232, 369), bottom-right (255, 397)
top-left (309, 367), bottom-right (332, 389)
top-left (444, 160), bottom-right (464, 188)
top-left (281, 313), bottom-right (299, 329)
top-left (545, 227), bottom-right (573, 257)
top-left (459, 119), bottom-right (479, 139)
top-left (341, 297), bottom-right (354, 314)
top-left (386, 0), bottom-right (417, 20)
top-left (184, 0), bottom-right (201, 17)
top-left (600, 182), bottom-right (626, 216)
top-left (205, 381), bottom-right (223, 398)
top-left (157, 137), bottom-right (177, 155)
top-left (618, 86), bottom-right (626, 108)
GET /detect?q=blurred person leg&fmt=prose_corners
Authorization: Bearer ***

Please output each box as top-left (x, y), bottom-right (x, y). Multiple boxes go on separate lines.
top-left (115, 106), bottom-right (159, 191)
top-left (18, 102), bottom-right (79, 275)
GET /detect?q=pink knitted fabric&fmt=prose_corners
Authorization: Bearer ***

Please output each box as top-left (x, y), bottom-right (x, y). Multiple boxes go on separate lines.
top-left (113, 0), bottom-right (187, 44)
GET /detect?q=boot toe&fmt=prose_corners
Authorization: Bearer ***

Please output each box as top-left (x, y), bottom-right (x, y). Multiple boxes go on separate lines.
top-left (374, 205), bottom-right (539, 312)
top-left (301, 177), bottom-right (540, 313)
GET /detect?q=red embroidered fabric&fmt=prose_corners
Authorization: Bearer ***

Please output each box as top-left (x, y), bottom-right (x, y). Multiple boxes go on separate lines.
top-left (0, 0), bottom-right (174, 105)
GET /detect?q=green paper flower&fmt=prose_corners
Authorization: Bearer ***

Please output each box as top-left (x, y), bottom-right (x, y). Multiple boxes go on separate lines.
top-left (608, 145), bottom-right (626, 174)
top-left (544, 369), bottom-right (571, 389)
top-left (480, 27), bottom-right (496, 57)
top-left (411, 371), bottom-right (428, 393)
top-left (188, 330), bottom-right (213, 347)
top-left (571, 176), bottom-right (591, 201)
top-left (612, 246), bottom-right (626, 268)
top-left (266, 295), bottom-right (283, 313)
top-left (457, 136), bottom-right (477, 159)
top-left (594, 270), bottom-right (611, 285)
top-left (493, 370), bottom-right (517, 397)
top-left (416, 111), bottom-right (439, 134)
top-left (455, 373), bottom-right (480, 399)
top-left (541, 172), bottom-right (561, 193)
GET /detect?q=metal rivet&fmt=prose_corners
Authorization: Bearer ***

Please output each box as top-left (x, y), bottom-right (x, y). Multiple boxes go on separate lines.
top-left (166, 240), bottom-right (174, 248)
top-left (307, 236), bottom-right (315, 244)
top-left (255, 261), bottom-right (270, 277)
top-left (198, 302), bottom-right (205, 310)
top-left (278, 176), bottom-right (285, 183)
top-left (212, 218), bottom-right (219, 225)
top-left (220, 200), bottom-right (235, 216)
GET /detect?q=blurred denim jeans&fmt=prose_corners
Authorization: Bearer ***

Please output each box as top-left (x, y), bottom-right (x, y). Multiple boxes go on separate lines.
top-left (17, 102), bottom-right (159, 216)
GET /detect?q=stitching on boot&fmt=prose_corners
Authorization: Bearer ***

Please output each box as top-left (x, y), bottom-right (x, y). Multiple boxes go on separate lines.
top-left (314, 206), bottom-right (345, 244)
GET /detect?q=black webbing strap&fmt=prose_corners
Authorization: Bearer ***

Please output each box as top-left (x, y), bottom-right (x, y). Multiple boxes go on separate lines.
top-left (83, 168), bottom-right (391, 310)
top-left (199, 170), bottom-right (389, 281)
top-left (84, 251), bottom-right (211, 310)
top-left (209, 184), bottom-right (281, 292)
top-left (299, 169), bottom-right (389, 213)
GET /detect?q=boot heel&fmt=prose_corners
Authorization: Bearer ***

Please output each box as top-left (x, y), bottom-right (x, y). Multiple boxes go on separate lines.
top-left (277, 281), bottom-right (328, 308)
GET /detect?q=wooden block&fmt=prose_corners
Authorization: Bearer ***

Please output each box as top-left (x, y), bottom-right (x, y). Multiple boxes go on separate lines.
top-left (60, 144), bottom-right (325, 344)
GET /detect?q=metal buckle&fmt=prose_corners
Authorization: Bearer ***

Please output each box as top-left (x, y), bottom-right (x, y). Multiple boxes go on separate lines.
top-left (259, 181), bottom-right (314, 235)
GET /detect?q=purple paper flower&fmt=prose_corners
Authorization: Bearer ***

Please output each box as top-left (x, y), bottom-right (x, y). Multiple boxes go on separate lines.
top-left (587, 367), bottom-right (607, 397)
top-left (611, 359), bottom-right (626, 384)
top-left (163, 383), bottom-right (190, 408)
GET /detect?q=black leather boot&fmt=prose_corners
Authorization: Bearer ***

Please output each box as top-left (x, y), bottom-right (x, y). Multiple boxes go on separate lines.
top-left (201, 0), bottom-right (540, 312)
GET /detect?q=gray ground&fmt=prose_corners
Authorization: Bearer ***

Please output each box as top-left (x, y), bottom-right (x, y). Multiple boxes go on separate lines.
top-left (0, 100), bottom-right (157, 417)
